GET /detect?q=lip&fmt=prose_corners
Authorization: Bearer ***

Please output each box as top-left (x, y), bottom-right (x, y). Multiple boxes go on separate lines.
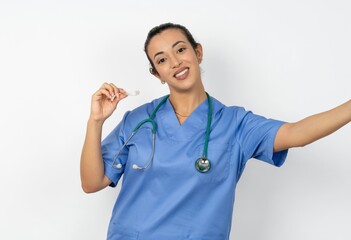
top-left (173, 67), bottom-right (189, 79)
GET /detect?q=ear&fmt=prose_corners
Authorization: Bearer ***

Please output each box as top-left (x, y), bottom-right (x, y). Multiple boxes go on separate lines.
top-left (195, 43), bottom-right (203, 64)
top-left (149, 67), bottom-right (160, 78)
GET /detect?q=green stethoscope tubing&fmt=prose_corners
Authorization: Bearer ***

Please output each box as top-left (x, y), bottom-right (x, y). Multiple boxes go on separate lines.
top-left (112, 92), bottom-right (213, 173)
top-left (195, 92), bottom-right (212, 173)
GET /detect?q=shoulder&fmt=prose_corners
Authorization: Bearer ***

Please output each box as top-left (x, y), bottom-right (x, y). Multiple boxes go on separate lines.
top-left (210, 96), bottom-right (249, 121)
top-left (122, 96), bottom-right (167, 128)
top-left (210, 96), bottom-right (279, 132)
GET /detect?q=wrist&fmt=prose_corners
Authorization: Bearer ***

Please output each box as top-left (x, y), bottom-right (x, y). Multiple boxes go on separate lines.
top-left (87, 117), bottom-right (105, 128)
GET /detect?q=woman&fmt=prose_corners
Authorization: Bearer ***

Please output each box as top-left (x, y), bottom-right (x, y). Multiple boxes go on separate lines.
top-left (81, 23), bottom-right (351, 240)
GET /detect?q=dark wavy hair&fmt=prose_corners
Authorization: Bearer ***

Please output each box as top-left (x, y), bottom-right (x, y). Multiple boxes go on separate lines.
top-left (144, 23), bottom-right (198, 74)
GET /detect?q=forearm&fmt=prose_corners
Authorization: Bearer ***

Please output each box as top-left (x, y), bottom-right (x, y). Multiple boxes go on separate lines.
top-left (275, 99), bottom-right (351, 151)
top-left (80, 119), bottom-right (110, 193)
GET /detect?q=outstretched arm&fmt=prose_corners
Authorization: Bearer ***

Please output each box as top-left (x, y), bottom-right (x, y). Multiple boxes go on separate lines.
top-left (274, 99), bottom-right (351, 152)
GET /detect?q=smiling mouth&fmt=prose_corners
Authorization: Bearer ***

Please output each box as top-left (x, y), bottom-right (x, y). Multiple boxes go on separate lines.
top-left (174, 68), bottom-right (189, 78)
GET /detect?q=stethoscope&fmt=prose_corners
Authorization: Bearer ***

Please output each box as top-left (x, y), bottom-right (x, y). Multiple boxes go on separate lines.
top-left (111, 92), bottom-right (213, 173)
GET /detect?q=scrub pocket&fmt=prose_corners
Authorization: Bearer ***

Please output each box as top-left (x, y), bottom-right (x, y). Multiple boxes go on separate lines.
top-left (195, 142), bottom-right (230, 183)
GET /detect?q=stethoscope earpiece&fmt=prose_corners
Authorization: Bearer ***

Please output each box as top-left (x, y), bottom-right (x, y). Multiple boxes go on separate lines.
top-left (132, 164), bottom-right (140, 169)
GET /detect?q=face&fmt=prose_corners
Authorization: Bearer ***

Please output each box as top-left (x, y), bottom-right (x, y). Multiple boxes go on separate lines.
top-left (147, 29), bottom-right (203, 93)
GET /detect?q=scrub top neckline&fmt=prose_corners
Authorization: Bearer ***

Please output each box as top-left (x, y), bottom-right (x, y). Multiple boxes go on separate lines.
top-left (157, 98), bottom-right (208, 141)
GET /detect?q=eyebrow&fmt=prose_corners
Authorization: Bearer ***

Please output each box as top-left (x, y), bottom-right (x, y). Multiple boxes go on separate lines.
top-left (153, 41), bottom-right (186, 60)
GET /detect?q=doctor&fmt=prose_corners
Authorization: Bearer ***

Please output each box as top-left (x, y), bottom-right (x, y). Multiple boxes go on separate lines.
top-left (80, 23), bottom-right (351, 240)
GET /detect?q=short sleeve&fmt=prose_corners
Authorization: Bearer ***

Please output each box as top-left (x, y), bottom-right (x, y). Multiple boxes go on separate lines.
top-left (101, 112), bottom-right (130, 187)
top-left (235, 109), bottom-right (288, 167)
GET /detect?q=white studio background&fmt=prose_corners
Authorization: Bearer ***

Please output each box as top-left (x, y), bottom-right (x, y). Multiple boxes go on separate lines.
top-left (0, 0), bottom-right (350, 239)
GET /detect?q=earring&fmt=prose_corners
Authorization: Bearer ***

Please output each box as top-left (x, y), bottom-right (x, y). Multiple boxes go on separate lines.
top-left (161, 81), bottom-right (166, 84)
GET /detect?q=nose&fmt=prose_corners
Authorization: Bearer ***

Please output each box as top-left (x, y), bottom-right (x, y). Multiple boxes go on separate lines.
top-left (170, 54), bottom-right (182, 68)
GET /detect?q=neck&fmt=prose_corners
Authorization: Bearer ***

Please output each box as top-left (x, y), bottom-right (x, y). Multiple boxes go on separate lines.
top-left (168, 88), bottom-right (207, 117)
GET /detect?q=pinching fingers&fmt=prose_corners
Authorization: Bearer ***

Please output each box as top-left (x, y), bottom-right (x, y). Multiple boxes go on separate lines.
top-left (109, 83), bottom-right (127, 102)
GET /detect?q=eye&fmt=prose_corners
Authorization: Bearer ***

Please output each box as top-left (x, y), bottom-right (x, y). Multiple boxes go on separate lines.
top-left (157, 58), bottom-right (166, 65)
top-left (177, 47), bottom-right (186, 53)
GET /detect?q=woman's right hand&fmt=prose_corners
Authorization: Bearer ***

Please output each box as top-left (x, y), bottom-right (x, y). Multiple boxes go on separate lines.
top-left (89, 83), bottom-right (127, 123)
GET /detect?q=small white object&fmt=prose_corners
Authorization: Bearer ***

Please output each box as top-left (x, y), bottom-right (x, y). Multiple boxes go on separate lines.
top-left (132, 164), bottom-right (141, 169)
top-left (116, 163), bottom-right (122, 169)
top-left (127, 90), bottom-right (140, 96)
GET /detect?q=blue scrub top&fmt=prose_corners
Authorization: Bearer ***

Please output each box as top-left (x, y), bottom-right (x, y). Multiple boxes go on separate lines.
top-left (102, 96), bottom-right (288, 240)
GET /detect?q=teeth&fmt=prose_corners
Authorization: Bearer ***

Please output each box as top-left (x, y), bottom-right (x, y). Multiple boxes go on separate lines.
top-left (175, 68), bottom-right (188, 78)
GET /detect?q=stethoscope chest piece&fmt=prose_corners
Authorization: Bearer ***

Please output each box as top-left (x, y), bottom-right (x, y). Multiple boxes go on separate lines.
top-left (195, 157), bottom-right (211, 173)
